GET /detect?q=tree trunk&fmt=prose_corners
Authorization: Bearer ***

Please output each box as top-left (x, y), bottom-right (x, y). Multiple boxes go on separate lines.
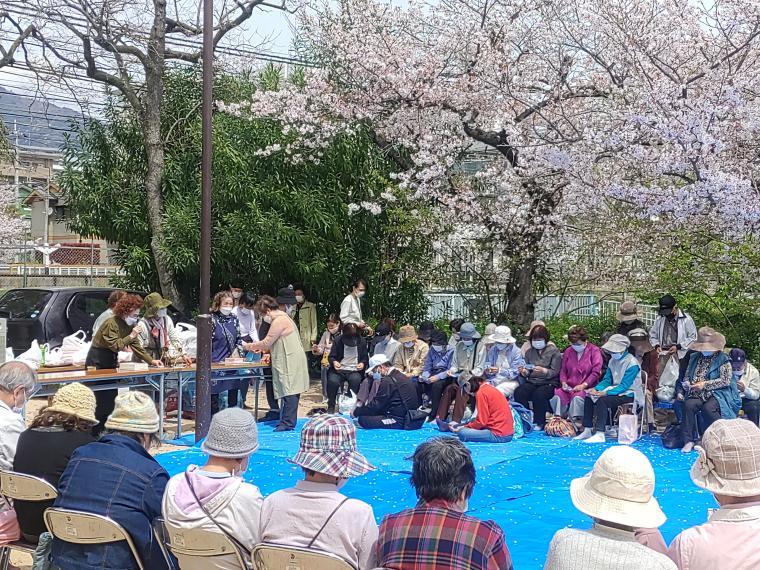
top-left (506, 256), bottom-right (536, 327)
top-left (140, 0), bottom-right (186, 310)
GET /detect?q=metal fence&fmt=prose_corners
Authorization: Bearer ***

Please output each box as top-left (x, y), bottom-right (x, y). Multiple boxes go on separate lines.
top-left (425, 291), bottom-right (658, 326)
top-left (0, 242), bottom-right (124, 288)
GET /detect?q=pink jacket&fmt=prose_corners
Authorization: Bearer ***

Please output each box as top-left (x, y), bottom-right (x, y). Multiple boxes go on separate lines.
top-left (554, 343), bottom-right (603, 406)
top-left (668, 502), bottom-right (760, 570)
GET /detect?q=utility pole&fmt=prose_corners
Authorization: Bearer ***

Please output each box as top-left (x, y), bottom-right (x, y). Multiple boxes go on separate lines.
top-left (12, 122), bottom-right (19, 203)
top-left (194, 0), bottom-right (214, 441)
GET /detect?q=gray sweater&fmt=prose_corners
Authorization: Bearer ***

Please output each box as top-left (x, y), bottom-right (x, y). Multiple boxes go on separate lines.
top-left (523, 345), bottom-right (562, 386)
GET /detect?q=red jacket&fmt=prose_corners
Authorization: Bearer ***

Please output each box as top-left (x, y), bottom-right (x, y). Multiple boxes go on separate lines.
top-left (468, 383), bottom-right (514, 437)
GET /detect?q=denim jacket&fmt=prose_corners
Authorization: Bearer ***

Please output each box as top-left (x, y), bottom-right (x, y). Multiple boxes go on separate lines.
top-left (51, 435), bottom-right (170, 570)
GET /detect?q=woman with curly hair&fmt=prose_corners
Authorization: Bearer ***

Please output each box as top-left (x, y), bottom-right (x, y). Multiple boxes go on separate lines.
top-left (85, 293), bottom-right (161, 429)
top-left (13, 382), bottom-right (98, 542)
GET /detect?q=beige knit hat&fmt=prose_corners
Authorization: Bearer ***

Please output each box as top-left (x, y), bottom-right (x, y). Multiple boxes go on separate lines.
top-left (46, 382), bottom-right (98, 425)
top-left (105, 391), bottom-right (160, 434)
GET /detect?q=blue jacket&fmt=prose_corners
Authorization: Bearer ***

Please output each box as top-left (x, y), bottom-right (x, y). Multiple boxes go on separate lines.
top-left (211, 312), bottom-right (242, 363)
top-left (685, 351), bottom-right (741, 419)
top-left (422, 346), bottom-right (455, 381)
top-left (483, 344), bottom-right (525, 383)
top-left (51, 435), bottom-right (170, 570)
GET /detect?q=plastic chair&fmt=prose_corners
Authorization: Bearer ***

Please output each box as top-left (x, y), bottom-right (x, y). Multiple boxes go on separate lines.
top-left (161, 517), bottom-right (250, 570)
top-left (0, 471), bottom-right (59, 570)
top-left (251, 543), bottom-right (358, 570)
top-left (43, 507), bottom-right (145, 570)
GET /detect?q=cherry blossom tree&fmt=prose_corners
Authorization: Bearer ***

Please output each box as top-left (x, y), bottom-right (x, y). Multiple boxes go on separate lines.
top-left (224, 0), bottom-right (760, 324)
top-left (0, 184), bottom-right (29, 245)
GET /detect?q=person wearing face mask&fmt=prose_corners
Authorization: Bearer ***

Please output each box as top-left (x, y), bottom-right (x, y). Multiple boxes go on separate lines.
top-left (376, 437), bottom-right (513, 570)
top-left (372, 321), bottom-right (400, 361)
top-left (420, 330), bottom-right (456, 421)
top-left (340, 278), bottom-right (373, 335)
top-left (481, 326), bottom-right (525, 398)
top-left (327, 323), bottom-right (370, 414)
top-left (86, 293), bottom-right (160, 430)
top-left (259, 416), bottom-right (378, 570)
top-left (649, 294), bottom-right (698, 375)
top-left (134, 292), bottom-right (189, 365)
top-left (354, 354), bottom-right (421, 429)
top-left (210, 291), bottom-right (245, 411)
top-left (729, 348), bottom-right (760, 426)
top-left (436, 323), bottom-right (483, 423)
top-left (234, 291), bottom-right (261, 409)
top-left (392, 325), bottom-right (430, 382)
top-left (313, 314), bottom-right (342, 402)
top-left (514, 325), bottom-right (561, 430)
top-left (448, 318), bottom-right (465, 349)
top-left (552, 325), bottom-right (603, 422)
top-left (678, 327), bottom-right (740, 453)
top-left (245, 295), bottom-right (310, 431)
top-left (519, 320), bottom-right (555, 356)
top-left (227, 282), bottom-right (243, 307)
top-left (162, 408), bottom-right (263, 570)
top-left (292, 286), bottom-right (319, 377)
top-left (575, 334), bottom-right (642, 443)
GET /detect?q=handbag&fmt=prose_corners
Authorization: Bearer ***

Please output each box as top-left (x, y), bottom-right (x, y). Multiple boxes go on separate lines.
top-left (617, 404), bottom-right (640, 444)
top-left (661, 423), bottom-right (684, 449)
top-left (544, 416), bottom-right (577, 437)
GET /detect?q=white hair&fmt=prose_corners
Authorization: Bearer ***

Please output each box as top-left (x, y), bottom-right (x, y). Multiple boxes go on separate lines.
top-left (0, 361), bottom-right (38, 393)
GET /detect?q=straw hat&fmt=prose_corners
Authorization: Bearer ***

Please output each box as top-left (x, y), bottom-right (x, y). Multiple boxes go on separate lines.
top-left (691, 419), bottom-right (760, 497)
top-left (459, 323), bottom-right (481, 340)
top-left (289, 415), bottom-right (375, 478)
top-left (201, 408), bottom-right (259, 458)
top-left (491, 326), bottom-right (516, 344)
top-left (602, 334), bottom-right (631, 354)
top-left (366, 353), bottom-right (390, 372)
top-left (398, 325), bottom-right (418, 343)
top-left (570, 446), bottom-right (666, 528)
top-left (616, 301), bottom-right (641, 323)
top-left (105, 391), bottom-right (160, 434)
top-left (691, 327), bottom-right (726, 352)
top-left (46, 382), bottom-right (98, 425)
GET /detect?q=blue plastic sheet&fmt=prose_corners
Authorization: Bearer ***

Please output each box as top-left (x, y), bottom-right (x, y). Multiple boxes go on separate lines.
top-left (157, 421), bottom-right (714, 569)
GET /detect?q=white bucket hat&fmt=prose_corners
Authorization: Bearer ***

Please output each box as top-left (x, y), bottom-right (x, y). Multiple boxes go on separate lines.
top-left (570, 446), bottom-right (666, 528)
top-left (602, 334), bottom-right (631, 354)
top-left (691, 419), bottom-right (760, 497)
top-left (366, 353), bottom-right (390, 373)
top-left (491, 326), bottom-right (516, 344)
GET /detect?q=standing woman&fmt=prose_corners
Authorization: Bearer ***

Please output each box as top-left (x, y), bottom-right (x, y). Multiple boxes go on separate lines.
top-left (86, 293), bottom-right (160, 429)
top-left (340, 279), bottom-right (373, 335)
top-left (210, 291), bottom-right (244, 410)
top-left (246, 295), bottom-right (310, 432)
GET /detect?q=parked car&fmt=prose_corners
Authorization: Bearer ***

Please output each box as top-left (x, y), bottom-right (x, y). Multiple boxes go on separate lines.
top-left (0, 287), bottom-right (191, 354)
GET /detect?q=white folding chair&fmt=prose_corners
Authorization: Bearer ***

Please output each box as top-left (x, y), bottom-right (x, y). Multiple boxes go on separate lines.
top-left (251, 543), bottom-right (358, 570)
top-left (43, 507), bottom-right (146, 570)
top-left (162, 518), bottom-right (250, 570)
top-left (0, 471), bottom-right (59, 570)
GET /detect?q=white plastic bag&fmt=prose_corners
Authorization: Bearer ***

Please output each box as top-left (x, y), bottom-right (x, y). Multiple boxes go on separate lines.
top-left (618, 412), bottom-right (640, 445)
top-left (16, 340), bottom-right (42, 370)
top-left (5, 348), bottom-right (13, 362)
top-left (45, 346), bottom-right (64, 367)
top-left (176, 323), bottom-right (197, 359)
top-left (118, 350), bottom-right (133, 363)
top-left (659, 355), bottom-right (679, 389)
top-left (71, 342), bottom-right (91, 366)
top-left (338, 390), bottom-right (358, 415)
top-left (61, 330), bottom-right (88, 365)
top-left (656, 385), bottom-right (676, 403)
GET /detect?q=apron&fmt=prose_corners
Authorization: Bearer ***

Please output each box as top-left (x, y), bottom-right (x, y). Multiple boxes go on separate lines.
top-left (270, 315), bottom-right (310, 400)
top-left (85, 346), bottom-right (118, 369)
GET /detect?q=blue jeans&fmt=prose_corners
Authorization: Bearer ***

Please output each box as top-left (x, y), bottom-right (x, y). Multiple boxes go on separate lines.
top-left (456, 427), bottom-right (513, 443)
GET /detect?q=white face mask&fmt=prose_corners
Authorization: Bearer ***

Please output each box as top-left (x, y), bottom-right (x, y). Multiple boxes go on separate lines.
top-left (531, 340), bottom-right (546, 350)
top-left (239, 307), bottom-right (251, 315)
top-left (355, 290), bottom-right (366, 298)
top-left (125, 315), bottom-right (138, 326)
top-left (158, 308), bottom-right (168, 318)
top-left (404, 341), bottom-right (414, 348)
top-left (263, 315), bottom-right (272, 323)
top-left (295, 295), bottom-right (305, 303)
top-left (231, 291), bottom-right (242, 299)
top-left (12, 388), bottom-right (27, 414)
top-left (220, 307), bottom-right (233, 316)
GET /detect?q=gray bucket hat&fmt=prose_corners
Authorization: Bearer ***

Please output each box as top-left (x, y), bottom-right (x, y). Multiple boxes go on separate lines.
top-left (459, 322), bottom-right (481, 340)
top-left (201, 408), bottom-right (259, 458)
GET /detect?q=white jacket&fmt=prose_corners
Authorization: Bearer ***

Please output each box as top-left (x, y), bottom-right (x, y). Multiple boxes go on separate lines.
top-left (340, 294), bottom-right (363, 325)
top-left (649, 311), bottom-right (698, 359)
top-left (0, 400), bottom-right (25, 514)
top-left (162, 466), bottom-right (263, 570)
top-left (739, 362), bottom-right (760, 400)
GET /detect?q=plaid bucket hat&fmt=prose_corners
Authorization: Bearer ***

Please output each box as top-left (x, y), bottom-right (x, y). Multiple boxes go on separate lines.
top-left (289, 415), bottom-right (375, 478)
top-left (691, 419), bottom-right (760, 497)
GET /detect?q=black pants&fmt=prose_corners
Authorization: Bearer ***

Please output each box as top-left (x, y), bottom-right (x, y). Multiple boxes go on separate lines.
top-left (278, 394), bottom-right (299, 429)
top-left (326, 370), bottom-right (363, 412)
top-left (583, 395), bottom-right (633, 432)
top-left (357, 415), bottom-right (405, 429)
top-left (514, 383), bottom-right (556, 428)
top-left (422, 378), bottom-right (453, 421)
top-left (743, 399), bottom-right (760, 426)
top-left (265, 377), bottom-right (280, 411)
top-left (682, 396), bottom-right (721, 443)
top-left (93, 388), bottom-right (118, 436)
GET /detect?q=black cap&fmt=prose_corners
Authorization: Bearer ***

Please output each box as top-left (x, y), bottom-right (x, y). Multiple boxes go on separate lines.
top-left (431, 330), bottom-right (448, 346)
top-left (418, 321), bottom-right (435, 341)
top-left (276, 286), bottom-right (297, 305)
top-left (658, 294), bottom-right (677, 316)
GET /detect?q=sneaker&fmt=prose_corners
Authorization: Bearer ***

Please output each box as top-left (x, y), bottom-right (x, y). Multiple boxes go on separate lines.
top-left (574, 428), bottom-right (593, 441)
top-left (584, 432), bottom-right (606, 443)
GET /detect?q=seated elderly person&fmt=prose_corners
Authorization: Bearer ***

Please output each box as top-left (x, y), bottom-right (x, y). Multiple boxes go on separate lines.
top-left (513, 325), bottom-right (561, 430)
top-left (376, 438), bottom-right (513, 569)
top-left (730, 348), bottom-right (760, 427)
top-left (545, 446), bottom-right (676, 570)
top-left (420, 330), bottom-right (455, 421)
top-left (354, 354), bottom-right (422, 430)
top-left (259, 416), bottom-right (378, 569)
top-left (481, 326), bottom-right (525, 398)
top-left (326, 323), bottom-right (369, 414)
top-left (392, 325), bottom-right (429, 381)
top-left (436, 323), bottom-right (483, 423)
top-left (552, 325), bottom-right (603, 422)
top-left (575, 334), bottom-right (641, 444)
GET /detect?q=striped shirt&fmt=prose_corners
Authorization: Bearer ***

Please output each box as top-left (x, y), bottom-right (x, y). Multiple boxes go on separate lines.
top-left (376, 499), bottom-right (513, 570)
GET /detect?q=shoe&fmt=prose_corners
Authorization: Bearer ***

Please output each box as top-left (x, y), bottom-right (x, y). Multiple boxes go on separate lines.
top-left (273, 425), bottom-right (294, 432)
top-left (574, 428), bottom-right (593, 441)
top-left (435, 418), bottom-right (451, 432)
top-left (681, 442), bottom-right (695, 453)
top-left (257, 412), bottom-right (279, 423)
top-left (584, 432), bottom-right (606, 444)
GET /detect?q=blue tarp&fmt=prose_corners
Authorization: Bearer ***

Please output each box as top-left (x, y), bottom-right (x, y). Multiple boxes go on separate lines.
top-left (156, 420), bottom-right (713, 570)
